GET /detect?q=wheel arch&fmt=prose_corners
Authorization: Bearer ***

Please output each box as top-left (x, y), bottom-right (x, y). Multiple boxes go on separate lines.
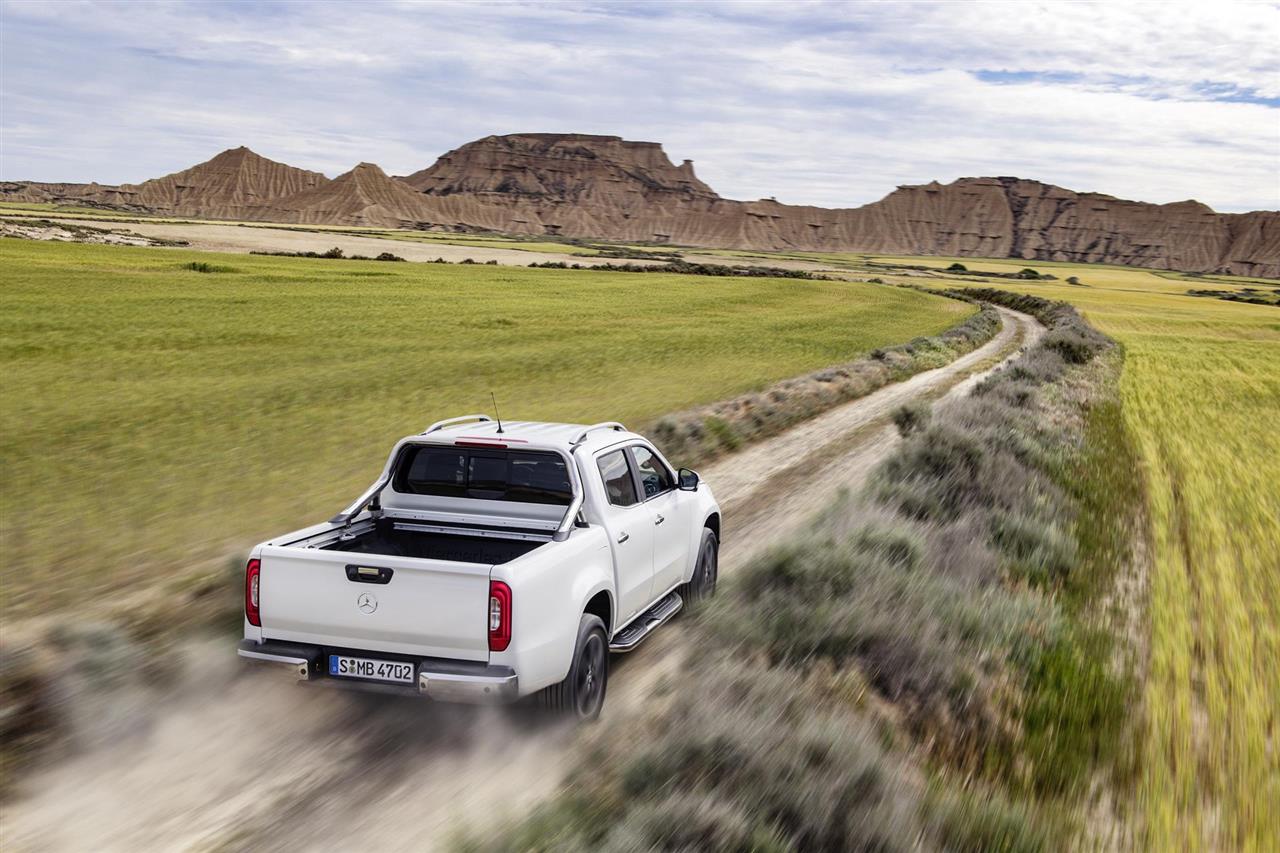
top-left (583, 588), bottom-right (614, 637)
top-left (703, 511), bottom-right (721, 541)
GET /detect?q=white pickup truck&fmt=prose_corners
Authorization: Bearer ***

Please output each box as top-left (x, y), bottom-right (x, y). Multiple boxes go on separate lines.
top-left (237, 415), bottom-right (720, 720)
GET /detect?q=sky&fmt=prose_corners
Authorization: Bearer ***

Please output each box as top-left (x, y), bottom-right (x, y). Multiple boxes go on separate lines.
top-left (1, 0), bottom-right (1277, 212)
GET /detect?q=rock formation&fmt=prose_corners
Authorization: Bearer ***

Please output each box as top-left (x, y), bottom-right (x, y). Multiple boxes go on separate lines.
top-left (252, 162), bottom-right (435, 227)
top-left (4, 134), bottom-right (1276, 276)
top-left (2, 146), bottom-right (326, 221)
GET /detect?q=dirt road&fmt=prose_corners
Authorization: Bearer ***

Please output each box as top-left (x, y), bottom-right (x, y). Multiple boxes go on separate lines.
top-left (1, 308), bottom-right (1039, 852)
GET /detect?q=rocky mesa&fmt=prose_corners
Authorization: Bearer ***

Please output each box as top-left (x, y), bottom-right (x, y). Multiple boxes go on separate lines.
top-left (4, 133), bottom-right (1276, 276)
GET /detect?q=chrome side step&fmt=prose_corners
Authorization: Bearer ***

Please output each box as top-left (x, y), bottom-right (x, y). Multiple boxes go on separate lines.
top-left (609, 591), bottom-right (683, 653)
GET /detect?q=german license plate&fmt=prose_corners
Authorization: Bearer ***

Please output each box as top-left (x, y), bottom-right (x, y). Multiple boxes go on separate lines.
top-left (328, 655), bottom-right (414, 684)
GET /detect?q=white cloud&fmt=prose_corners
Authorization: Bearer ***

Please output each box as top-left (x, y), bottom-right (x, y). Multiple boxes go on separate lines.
top-left (1, 0), bottom-right (1276, 211)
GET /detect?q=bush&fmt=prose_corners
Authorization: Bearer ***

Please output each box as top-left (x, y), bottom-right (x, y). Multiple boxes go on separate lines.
top-left (703, 415), bottom-right (742, 452)
top-left (606, 664), bottom-right (929, 852)
top-left (892, 400), bottom-right (932, 437)
top-left (321, 246), bottom-right (344, 259)
top-left (181, 261), bottom-right (235, 273)
top-left (947, 262), bottom-right (968, 272)
top-left (1042, 327), bottom-right (1102, 364)
top-left (991, 513), bottom-right (1077, 586)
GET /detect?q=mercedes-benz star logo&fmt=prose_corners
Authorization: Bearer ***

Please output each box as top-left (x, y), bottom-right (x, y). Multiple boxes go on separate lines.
top-left (356, 592), bottom-right (378, 614)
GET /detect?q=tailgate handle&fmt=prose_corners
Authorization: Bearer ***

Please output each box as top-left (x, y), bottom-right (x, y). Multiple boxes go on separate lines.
top-left (345, 564), bottom-right (394, 585)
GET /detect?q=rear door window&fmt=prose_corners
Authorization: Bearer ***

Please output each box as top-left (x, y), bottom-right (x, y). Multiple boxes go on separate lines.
top-left (396, 447), bottom-right (571, 505)
top-left (597, 449), bottom-right (639, 507)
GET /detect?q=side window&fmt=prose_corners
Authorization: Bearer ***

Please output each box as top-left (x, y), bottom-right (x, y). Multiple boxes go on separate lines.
top-left (597, 449), bottom-right (639, 507)
top-left (631, 446), bottom-right (674, 499)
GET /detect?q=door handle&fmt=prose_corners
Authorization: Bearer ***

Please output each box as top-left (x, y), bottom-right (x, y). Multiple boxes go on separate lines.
top-left (654, 514), bottom-right (665, 526)
top-left (617, 531), bottom-right (630, 544)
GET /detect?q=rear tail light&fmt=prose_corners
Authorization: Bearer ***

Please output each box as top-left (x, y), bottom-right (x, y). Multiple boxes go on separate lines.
top-left (245, 558), bottom-right (261, 626)
top-left (488, 580), bottom-right (511, 652)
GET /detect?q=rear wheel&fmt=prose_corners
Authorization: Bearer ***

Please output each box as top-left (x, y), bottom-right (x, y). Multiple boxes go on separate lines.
top-left (680, 528), bottom-right (719, 604)
top-left (542, 614), bottom-right (608, 721)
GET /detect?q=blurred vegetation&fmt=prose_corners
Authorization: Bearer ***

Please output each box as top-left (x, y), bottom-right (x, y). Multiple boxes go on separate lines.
top-left (0, 239), bottom-right (972, 616)
top-left (921, 258), bottom-right (1280, 850)
top-left (466, 294), bottom-right (1140, 851)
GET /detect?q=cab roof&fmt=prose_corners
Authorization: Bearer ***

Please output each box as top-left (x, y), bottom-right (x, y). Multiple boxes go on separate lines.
top-left (415, 416), bottom-right (643, 453)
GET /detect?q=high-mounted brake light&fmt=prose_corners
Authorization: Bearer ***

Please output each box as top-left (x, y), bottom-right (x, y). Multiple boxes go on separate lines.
top-left (245, 558), bottom-right (261, 626)
top-left (488, 580), bottom-right (512, 652)
top-left (457, 441), bottom-right (508, 449)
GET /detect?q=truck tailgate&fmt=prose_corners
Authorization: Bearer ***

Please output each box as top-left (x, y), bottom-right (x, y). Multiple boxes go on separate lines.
top-left (257, 545), bottom-right (491, 661)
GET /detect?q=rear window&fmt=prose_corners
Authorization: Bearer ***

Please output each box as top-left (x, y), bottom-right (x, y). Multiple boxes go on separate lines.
top-left (394, 446), bottom-right (573, 505)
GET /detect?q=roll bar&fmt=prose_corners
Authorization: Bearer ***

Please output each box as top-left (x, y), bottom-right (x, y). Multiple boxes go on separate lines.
top-left (571, 422), bottom-right (626, 445)
top-left (423, 414), bottom-right (493, 434)
top-left (329, 472), bottom-right (392, 526)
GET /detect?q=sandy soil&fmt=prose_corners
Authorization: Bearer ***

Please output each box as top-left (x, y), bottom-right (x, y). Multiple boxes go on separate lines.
top-left (0, 308), bottom-right (1039, 852)
top-left (2, 221), bottom-right (164, 247)
top-left (38, 217), bottom-right (658, 267)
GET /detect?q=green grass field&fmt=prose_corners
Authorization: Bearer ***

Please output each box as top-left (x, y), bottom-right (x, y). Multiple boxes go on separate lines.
top-left (0, 239), bottom-right (972, 615)
top-left (918, 256), bottom-right (1279, 850)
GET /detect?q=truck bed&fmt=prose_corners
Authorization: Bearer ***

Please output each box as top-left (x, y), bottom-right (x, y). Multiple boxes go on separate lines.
top-left (322, 524), bottom-right (543, 565)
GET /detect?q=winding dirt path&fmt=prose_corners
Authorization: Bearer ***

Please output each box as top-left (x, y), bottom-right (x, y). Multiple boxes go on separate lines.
top-left (0, 307), bottom-right (1040, 853)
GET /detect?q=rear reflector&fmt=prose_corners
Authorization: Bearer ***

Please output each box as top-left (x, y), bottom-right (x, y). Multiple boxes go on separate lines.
top-left (245, 558), bottom-right (261, 626)
top-left (488, 580), bottom-right (512, 652)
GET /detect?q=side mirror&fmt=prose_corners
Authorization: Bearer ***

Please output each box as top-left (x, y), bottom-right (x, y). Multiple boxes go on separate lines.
top-left (678, 468), bottom-right (700, 491)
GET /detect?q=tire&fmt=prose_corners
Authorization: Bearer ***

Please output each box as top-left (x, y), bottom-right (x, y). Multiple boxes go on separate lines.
top-left (679, 528), bottom-right (719, 604)
top-left (541, 613), bottom-right (608, 721)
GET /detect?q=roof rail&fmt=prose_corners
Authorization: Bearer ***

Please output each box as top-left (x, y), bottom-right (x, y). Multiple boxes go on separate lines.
top-left (572, 422), bottom-right (626, 445)
top-left (423, 414), bottom-right (493, 434)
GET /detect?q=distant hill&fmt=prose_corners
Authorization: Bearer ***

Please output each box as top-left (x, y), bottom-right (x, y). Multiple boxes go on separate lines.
top-left (4, 146), bottom-right (326, 221)
top-left (4, 133), bottom-right (1276, 276)
top-left (255, 162), bottom-right (436, 227)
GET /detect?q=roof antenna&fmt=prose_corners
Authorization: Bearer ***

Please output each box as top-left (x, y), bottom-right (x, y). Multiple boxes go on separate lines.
top-left (490, 391), bottom-right (505, 434)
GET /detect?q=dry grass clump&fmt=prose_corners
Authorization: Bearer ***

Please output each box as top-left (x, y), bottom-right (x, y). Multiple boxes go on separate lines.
top-left (652, 304), bottom-right (1001, 466)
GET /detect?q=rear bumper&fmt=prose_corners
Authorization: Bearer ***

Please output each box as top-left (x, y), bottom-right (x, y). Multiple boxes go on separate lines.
top-left (237, 639), bottom-right (519, 704)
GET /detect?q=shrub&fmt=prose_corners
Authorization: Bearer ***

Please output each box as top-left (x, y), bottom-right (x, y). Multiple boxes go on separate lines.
top-left (1042, 327), bottom-right (1102, 364)
top-left (612, 664), bottom-right (929, 852)
top-left (892, 400), bottom-right (932, 437)
top-left (947, 262), bottom-right (968, 272)
top-left (181, 261), bottom-right (235, 273)
top-left (321, 246), bottom-right (344, 259)
top-left (1066, 276), bottom-right (1081, 285)
top-left (991, 513), bottom-right (1077, 587)
top-left (703, 415), bottom-right (741, 452)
